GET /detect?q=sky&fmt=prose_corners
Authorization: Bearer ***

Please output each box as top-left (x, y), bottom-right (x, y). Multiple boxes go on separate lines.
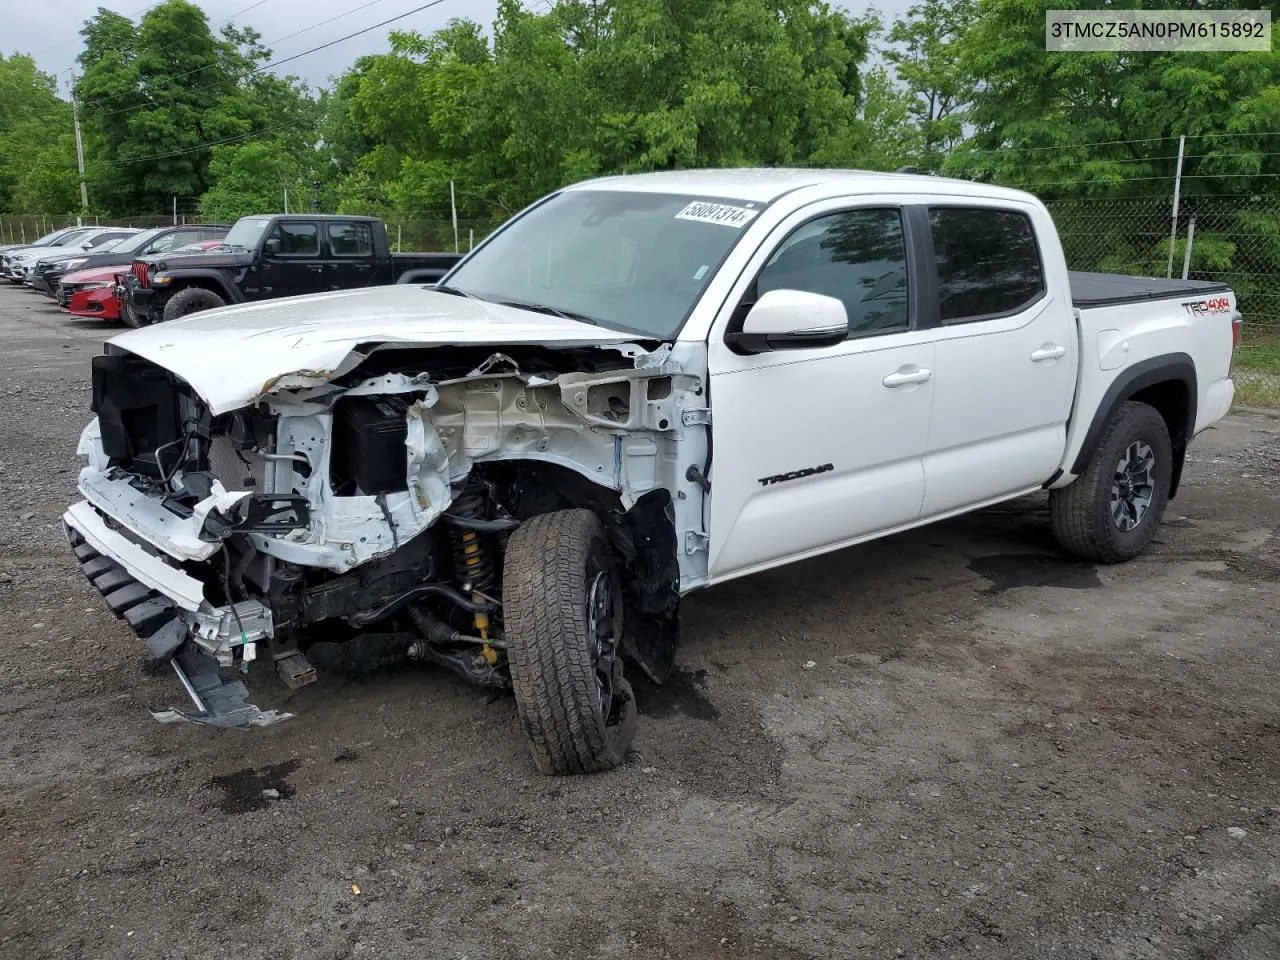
top-left (10, 0), bottom-right (913, 96)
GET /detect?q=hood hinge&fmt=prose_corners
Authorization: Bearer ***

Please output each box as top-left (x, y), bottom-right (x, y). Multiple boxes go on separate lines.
top-left (683, 530), bottom-right (710, 555)
top-left (682, 407), bottom-right (712, 426)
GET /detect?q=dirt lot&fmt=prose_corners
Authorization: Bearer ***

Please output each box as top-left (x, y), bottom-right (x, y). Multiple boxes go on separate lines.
top-left (1, 282), bottom-right (1278, 960)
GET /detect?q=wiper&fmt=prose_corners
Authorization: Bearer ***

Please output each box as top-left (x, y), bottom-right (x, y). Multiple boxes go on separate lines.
top-left (495, 298), bottom-right (603, 326)
top-left (433, 284), bottom-right (485, 300)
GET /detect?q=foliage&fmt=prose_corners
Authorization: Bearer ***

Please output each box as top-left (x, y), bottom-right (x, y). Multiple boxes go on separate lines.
top-left (198, 140), bottom-right (306, 222)
top-left (944, 0), bottom-right (1280, 199)
top-left (74, 0), bottom-right (317, 215)
top-left (0, 55), bottom-right (77, 213)
top-left (328, 0), bottom-right (878, 220)
top-left (882, 0), bottom-right (978, 172)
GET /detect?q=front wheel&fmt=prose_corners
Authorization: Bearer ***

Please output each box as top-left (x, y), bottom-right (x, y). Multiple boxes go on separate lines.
top-left (120, 299), bottom-right (142, 329)
top-left (161, 286), bottom-right (225, 322)
top-left (502, 509), bottom-right (638, 775)
top-left (1050, 400), bottom-right (1173, 563)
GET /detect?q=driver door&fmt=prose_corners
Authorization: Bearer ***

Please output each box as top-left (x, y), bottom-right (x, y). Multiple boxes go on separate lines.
top-left (706, 203), bottom-right (935, 582)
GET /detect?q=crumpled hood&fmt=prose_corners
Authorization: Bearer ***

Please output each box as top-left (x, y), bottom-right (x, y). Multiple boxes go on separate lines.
top-left (108, 285), bottom-right (648, 414)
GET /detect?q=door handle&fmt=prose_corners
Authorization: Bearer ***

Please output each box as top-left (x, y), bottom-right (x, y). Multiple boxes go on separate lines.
top-left (307, 264), bottom-right (324, 273)
top-left (882, 367), bottom-right (933, 388)
top-left (1030, 344), bottom-right (1067, 362)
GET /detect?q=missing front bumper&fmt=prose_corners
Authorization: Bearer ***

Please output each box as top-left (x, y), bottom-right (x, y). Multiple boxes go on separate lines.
top-left (62, 508), bottom-right (290, 729)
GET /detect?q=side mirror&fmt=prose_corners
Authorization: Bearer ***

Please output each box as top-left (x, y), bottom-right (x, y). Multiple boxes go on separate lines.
top-left (725, 288), bottom-right (849, 354)
top-left (263, 236), bottom-right (282, 255)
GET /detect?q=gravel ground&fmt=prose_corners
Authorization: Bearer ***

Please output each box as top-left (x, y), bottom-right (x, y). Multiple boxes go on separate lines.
top-left (1, 283), bottom-right (1278, 960)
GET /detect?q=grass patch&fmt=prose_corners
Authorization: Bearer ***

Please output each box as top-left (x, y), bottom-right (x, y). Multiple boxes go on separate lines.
top-left (1235, 342), bottom-right (1280, 375)
top-left (1234, 373), bottom-right (1280, 408)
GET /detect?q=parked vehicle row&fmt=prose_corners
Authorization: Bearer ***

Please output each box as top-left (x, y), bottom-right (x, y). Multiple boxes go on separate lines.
top-left (19, 213), bottom-right (462, 328)
top-left (119, 213), bottom-right (461, 325)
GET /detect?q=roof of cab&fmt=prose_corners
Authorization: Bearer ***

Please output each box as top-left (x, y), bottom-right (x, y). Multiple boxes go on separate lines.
top-left (564, 167), bottom-right (1035, 204)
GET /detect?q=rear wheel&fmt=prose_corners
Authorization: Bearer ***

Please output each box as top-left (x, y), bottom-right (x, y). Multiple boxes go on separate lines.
top-left (1050, 401), bottom-right (1173, 563)
top-left (502, 509), bottom-right (637, 775)
top-left (162, 286), bottom-right (225, 322)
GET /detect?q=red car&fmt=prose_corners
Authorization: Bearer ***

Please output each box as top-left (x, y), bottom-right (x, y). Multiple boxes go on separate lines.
top-left (60, 265), bottom-right (125, 320)
top-left (61, 240), bottom-right (223, 321)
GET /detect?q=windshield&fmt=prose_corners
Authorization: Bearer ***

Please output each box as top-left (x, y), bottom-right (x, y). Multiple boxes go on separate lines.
top-left (445, 190), bottom-right (759, 338)
top-left (114, 228), bottom-right (166, 254)
top-left (47, 229), bottom-right (92, 247)
top-left (223, 218), bottom-right (271, 250)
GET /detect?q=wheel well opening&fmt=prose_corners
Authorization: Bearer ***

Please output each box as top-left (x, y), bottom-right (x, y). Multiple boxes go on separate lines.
top-left (1127, 378), bottom-right (1190, 495)
top-left (480, 460), bottom-right (681, 682)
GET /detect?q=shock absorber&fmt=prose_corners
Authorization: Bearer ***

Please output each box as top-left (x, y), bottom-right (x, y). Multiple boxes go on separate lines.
top-left (447, 486), bottom-right (498, 665)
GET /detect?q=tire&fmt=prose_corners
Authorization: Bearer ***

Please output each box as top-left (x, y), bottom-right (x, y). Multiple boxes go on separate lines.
top-left (1050, 401), bottom-right (1173, 563)
top-left (161, 286), bottom-right (225, 322)
top-left (502, 509), bottom-right (638, 775)
top-left (120, 300), bottom-right (142, 329)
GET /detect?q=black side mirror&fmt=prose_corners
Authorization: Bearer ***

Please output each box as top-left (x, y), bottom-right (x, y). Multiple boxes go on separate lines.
top-left (264, 237), bottom-right (282, 255)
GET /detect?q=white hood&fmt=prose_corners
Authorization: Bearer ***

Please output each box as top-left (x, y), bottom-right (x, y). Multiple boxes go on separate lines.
top-left (109, 285), bottom-right (648, 414)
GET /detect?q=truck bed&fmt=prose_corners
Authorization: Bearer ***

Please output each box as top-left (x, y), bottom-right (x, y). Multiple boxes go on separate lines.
top-left (1069, 271), bottom-right (1230, 308)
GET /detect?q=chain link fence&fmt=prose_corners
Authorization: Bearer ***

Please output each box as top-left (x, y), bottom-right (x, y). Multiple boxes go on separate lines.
top-left (1048, 196), bottom-right (1280, 404)
top-left (1048, 196), bottom-right (1280, 338)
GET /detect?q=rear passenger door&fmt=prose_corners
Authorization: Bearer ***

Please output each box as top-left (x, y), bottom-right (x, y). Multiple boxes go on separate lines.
top-left (324, 221), bottom-right (377, 290)
top-left (920, 204), bottom-right (1077, 517)
top-left (258, 220), bottom-right (326, 298)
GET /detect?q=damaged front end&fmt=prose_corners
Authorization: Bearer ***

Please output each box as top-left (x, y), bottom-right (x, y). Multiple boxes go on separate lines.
top-left (65, 339), bottom-right (706, 728)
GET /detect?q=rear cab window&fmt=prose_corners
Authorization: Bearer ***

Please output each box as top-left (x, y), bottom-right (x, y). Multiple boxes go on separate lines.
top-left (929, 207), bottom-right (1044, 323)
top-left (328, 222), bottom-right (374, 256)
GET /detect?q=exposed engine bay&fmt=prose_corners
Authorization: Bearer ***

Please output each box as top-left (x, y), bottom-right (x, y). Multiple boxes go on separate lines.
top-left (65, 340), bottom-right (710, 727)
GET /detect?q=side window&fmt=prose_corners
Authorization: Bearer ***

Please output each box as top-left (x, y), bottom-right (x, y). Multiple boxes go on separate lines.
top-left (929, 208), bottom-right (1044, 323)
top-left (756, 208), bottom-right (909, 338)
top-left (327, 222), bottom-right (373, 256)
top-left (85, 232), bottom-right (122, 249)
top-left (171, 230), bottom-right (202, 248)
top-left (145, 233), bottom-right (179, 255)
top-left (270, 222), bottom-right (320, 256)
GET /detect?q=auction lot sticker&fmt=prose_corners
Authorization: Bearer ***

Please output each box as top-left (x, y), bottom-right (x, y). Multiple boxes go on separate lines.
top-left (675, 201), bottom-right (760, 228)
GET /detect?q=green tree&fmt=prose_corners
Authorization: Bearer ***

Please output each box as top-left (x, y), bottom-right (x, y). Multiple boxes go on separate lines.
top-left (198, 140), bottom-right (304, 221)
top-left (76, 0), bottom-right (316, 215)
top-left (882, 0), bottom-right (977, 172)
top-left (0, 55), bottom-right (76, 213)
top-left (329, 0), bottom-right (877, 222)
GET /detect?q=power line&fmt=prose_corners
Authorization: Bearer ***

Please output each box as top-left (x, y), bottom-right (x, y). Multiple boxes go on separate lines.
top-left (81, 0), bottom-right (391, 112)
top-left (98, 120), bottom-right (303, 165)
top-left (219, 0), bottom-right (274, 26)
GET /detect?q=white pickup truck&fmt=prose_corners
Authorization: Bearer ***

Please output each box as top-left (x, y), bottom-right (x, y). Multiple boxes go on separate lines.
top-left (63, 169), bottom-right (1241, 774)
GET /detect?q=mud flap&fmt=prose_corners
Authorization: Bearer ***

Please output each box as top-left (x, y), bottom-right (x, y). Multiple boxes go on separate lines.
top-left (151, 643), bottom-right (292, 728)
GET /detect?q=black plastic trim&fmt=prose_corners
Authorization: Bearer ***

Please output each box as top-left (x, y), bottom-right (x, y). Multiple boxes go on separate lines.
top-left (1069, 352), bottom-right (1197, 478)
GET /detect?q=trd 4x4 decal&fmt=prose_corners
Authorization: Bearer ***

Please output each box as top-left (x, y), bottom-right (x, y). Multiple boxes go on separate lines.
top-left (1181, 296), bottom-right (1231, 317)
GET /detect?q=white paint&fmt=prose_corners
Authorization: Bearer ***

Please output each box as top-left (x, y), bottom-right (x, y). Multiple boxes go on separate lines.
top-left (74, 168), bottom-right (1238, 599)
top-left (62, 502), bottom-right (206, 611)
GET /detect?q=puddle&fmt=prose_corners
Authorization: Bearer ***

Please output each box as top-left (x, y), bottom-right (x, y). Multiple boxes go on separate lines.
top-left (207, 759), bottom-right (300, 813)
top-left (630, 667), bottom-right (719, 720)
top-left (968, 553), bottom-right (1100, 594)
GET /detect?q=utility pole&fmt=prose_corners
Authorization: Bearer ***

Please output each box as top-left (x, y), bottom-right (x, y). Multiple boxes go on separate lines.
top-left (68, 69), bottom-right (89, 214)
top-left (1166, 134), bottom-right (1185, 279)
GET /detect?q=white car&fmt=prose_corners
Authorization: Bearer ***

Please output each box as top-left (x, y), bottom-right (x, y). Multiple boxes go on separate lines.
top-left (63, 168), bottom-right (1239, 773)
top-left (6, 228), bottom-right (138, 284)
